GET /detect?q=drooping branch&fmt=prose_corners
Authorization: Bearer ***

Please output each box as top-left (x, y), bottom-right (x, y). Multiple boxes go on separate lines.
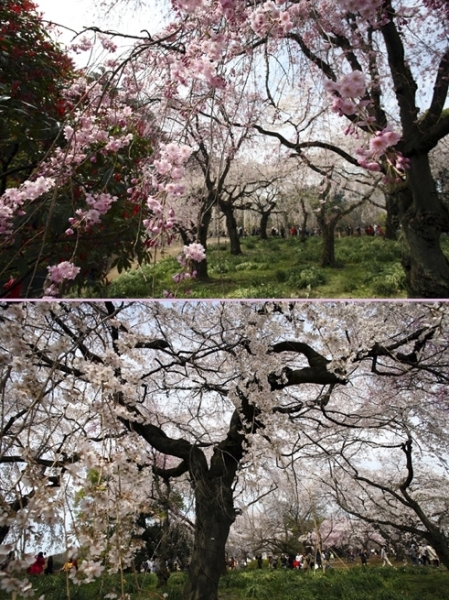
top-left (380, 0), bottom-right (419, 137)
top-left (268, 341), bottom-right (347, 389)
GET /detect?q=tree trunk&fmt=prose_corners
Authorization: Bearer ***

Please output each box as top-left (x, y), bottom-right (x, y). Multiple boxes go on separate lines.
top-left (319, 220), bottom-right (337, 267)
top-left (299, 198), bottom-right (309, 244)
top-left (193, 199), bottom-right (213, 280)
top-left (260, 211), bottom-right (270, 240)
top-left (220, 202), bottom-right (241, 255)
top-left (384, 190), bottom-right (400, 241)
top-left (424, 527), bottom-right (449, 571)
top-left (156, 478), bottom-right (172, 589)
top-left (399, 154), bottom-right (449, 298)
top-left (183, 477), bottom-right (235, 600)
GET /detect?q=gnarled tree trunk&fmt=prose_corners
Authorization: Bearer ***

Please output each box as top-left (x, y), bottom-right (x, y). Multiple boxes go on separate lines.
top-left (317, 213), bottom-right (340, 268)
top-left (399, 154), bottom-right (449, 298)
top-left (182, 410), bottom-right (245, 600)
top-left (183, 478), bottom-right (235, 600)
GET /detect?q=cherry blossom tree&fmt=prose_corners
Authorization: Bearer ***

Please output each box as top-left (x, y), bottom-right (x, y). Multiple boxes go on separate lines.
top-left (241, 0), bottom-right (449, 296)
top-left (130, 0), bottom-right (447, 296)
top-left (0, 2), bottom-right (210, 297)
top-left (314, 359), bottom-right (449, 562)
top-left (156, 76), bottom-right (281, 272)
top-left (1, 301), bottom-right (449, 599)
top-left (232, 483), bottom-right (327, 557)
top-left (313, 169), bottom-right (381, 267)
top-left (5, 0), bottom-right (449, 296)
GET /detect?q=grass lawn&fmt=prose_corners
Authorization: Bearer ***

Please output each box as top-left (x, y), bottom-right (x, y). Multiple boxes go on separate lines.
top-left (5, 565), bottom-right (448, 600)
top-left (88, 234), bottom-right (449, 299)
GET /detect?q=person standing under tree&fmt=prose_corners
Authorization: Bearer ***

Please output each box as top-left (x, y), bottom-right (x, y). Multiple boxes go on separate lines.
top-left (44, 555), bottom-right (54, 575)
top-left (28, 552), bottom-right (45, 575)
top-left (381, 546), bottom-right (393, 567)
top-left (360, 549), bottom-right (368, 568)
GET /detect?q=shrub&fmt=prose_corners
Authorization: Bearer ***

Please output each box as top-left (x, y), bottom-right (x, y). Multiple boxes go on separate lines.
top-left (371, 264), bottom-right (406, 296)
top-left (275, 269), bottom-right (287, 282)
top-left (288, 266), bottom-right (327, 289)
top-left (106, 268), bottom-right (156, 298)
top-left (209, 260), bottom-right (233, 274)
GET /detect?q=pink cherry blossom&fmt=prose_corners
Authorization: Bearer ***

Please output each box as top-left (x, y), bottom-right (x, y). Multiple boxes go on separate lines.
top-left (47, 262), bottom-right (80, 284)
top-left (182, 242), bottom-right (206, 262)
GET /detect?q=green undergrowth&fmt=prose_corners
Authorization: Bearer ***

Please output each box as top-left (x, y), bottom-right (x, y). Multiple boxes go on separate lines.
top-left (218, 567), bottom-right (449, 600)
top-left (88, 235), bottom-right (449, 299)
top-left (3, 566), bottom-right (448, 600)
top-left (0, 571), bottom-right (184, 600)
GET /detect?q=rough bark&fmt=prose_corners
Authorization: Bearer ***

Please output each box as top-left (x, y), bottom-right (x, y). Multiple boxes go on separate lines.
top-left (183, 477), bottom-right (236, 600)
top-left (384, 191), bottom-right (400, 241)
top-left (128, 406), bottom-right (246, 600)
top-left (220, 201), bottom-right (242, 255)
top-left (182, 408), bottom-right (246, 600)
top-left (378, 5), bottom-right (449, 297)
top-left (319, 220), bottom-right (337, 267)
top-left (399, 154), bottom-right (449, 297)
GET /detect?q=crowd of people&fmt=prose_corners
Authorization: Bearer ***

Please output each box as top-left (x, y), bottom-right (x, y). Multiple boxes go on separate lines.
top-left (251, 550), bottom-right (332, 571)
top-left (142, 557), bottom-right (183, 573)
top-left (351, 544), bottom-right (441, 568)
top-left (27, 552), bottom-right (54, 575)
top-left (24, 541), bottom-right (440, 581)
top-left (26, 552), bottom-right (77, 576)
top-left (234, 543), bottom-right (441, 572)
top-left (406, 544), bottom-right (440, 567)
top-left (237, 224), bottom-right (386, 239)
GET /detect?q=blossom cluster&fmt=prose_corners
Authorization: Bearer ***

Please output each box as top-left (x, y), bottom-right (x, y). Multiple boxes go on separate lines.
top-left (142, 143), bottom-right (193, 245)
top-left (339, 0), bottom-right (383, 21)
top-left (355, 128), bottom-right (407, 173)
top-left (325, 71), bottom-right (367, 102)
top-left (168, 242), bottom-right (207, 291)
top-left (154, 142), bottom-right (193, 183)
top-left (68, 191), bottom-right (118, 230)
top-left (249, 1), bottom-right (295, 37)
top-left (44, 262), bottom-right (81, 296)
top-left (0, 176), bottom-right (55, 235)
top-left (143, 196), bottom-right (176, 237)
top-left (324, 71), bottom-right (404, 175)
top-left (164, 45), bottom-right (226, 89)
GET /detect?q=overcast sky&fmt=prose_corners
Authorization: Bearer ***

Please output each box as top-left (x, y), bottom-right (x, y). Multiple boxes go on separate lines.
top-left (35, 0), bottom-right (165, 42)
top-left (36, 0), bottom-right (95, 35)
